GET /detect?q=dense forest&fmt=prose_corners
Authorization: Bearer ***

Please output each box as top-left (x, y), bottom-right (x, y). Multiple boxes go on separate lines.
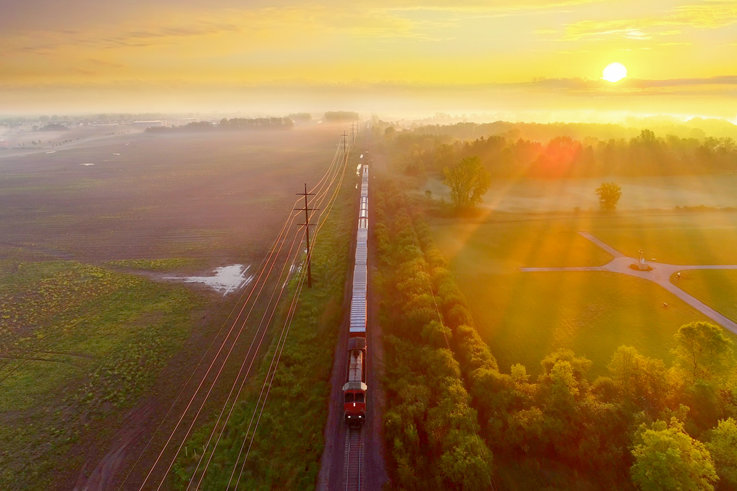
top-left (374, 179), bottom-right (737, 489)
top-left (383, 124), bottom-right (737, 179)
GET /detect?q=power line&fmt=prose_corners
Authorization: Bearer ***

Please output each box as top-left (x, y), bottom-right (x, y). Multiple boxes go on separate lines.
top-left (133, 141), bottom-right (344, 490)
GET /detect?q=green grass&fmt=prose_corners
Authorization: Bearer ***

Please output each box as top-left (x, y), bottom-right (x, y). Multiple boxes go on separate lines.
top-left (462, 270), bottom-right (711, 376)
top-left (105, 257), bottom-right (200, 272)
top-left (589, 213), bottom-right (737, 265)
top-left (676, 269), bottom-right (737, 323)
top-left (0, 260), bottom-right (203, 488)
top-left (428, 211), bottom-right (736, 375)
top-left (431, 215), bottom-right (612, 273)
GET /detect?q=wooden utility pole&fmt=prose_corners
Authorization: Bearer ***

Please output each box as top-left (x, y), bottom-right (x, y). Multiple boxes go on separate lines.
top-left (342, 131), bottom-right (348, 165)
top-left (296, 183), bottom-right (316, 288)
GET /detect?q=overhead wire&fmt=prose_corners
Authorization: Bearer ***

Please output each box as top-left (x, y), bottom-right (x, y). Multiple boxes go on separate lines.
top-left (186, 140), bottom-right (346, 486)
top-left (135, 138), bottom-right (344, 489)
top-left (189, 139), bottom-right (349, 488)
top-left (222, 139), bottom-right (353, 488)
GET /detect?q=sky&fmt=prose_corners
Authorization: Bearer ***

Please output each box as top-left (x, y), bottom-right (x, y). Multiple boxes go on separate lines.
top-left (1, 0), bottom-right (736, 121)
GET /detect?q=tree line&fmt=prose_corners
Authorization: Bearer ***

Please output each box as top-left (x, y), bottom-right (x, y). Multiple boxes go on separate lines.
top-left (386, 127), bottom-right (737, 179)
top-left (145, 117), bottom-right (294, 133)
top-left (374, 177), bottom-right (737, 489)
top-left (375, 179), bottom-right (495, 489)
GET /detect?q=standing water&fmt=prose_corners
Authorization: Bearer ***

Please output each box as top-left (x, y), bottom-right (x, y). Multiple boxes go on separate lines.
top-left (166, 264), bottom-right (253, 295)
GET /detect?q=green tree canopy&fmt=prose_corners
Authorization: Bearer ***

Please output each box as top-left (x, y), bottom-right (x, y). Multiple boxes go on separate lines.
top-left (443, 156), bottom-right (490, 210)
top-left (707, 418), bottom-right (737, 487)
top-left (673, 322), bottom-right (734, 383)
top-left (596, 182), bottom-right (622, 211)
top-left (631, 418), bottom-right (718, 490)
top-left (608, 345), bottom-right (669, 415)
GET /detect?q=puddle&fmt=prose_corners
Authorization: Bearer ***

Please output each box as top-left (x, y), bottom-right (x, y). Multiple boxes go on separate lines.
top-left (81, 162), bottom-right (95, 166)
top-left (166, 264), bottom-right (253, 295)
top-left (283, 263), bottom-right (302, 288)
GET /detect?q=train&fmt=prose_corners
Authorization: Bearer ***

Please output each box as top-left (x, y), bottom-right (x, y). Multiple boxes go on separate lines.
top-left (343, 163), bottom-right (369, 426)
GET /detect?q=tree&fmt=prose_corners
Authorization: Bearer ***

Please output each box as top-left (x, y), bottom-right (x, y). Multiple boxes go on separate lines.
top-left (443, 156), bottom-right (490, 210)
top-left (707, 418), bottom-right (737, 487)
top-left (608, 345), bottom-right (669, 415)
top-left (596, 182), bottom-right (622, 211)
top-left (439, 431), bottom-right (493, 490)
top-left (673, 322), bottom-right (734, 383)
top-left (631, 418), bottom-right (718, 490)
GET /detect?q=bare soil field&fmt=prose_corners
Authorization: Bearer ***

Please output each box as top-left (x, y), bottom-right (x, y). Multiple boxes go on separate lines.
top-left (0, 125), bottom-right (343, 265)
top-left (0, 125), bottom-right (346, 489)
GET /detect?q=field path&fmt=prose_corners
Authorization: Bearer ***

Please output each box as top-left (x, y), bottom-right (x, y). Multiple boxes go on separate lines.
top-left (578, 232), bottom-right (625, 258)
top-left (521, 232), bottom-right (737, 336)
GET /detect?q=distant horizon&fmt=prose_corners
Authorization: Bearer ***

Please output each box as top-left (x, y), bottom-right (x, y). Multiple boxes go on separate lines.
top-left (1, 104), bottom-right (736, 128)
top-left (1, 81), bottom-right (736, 124)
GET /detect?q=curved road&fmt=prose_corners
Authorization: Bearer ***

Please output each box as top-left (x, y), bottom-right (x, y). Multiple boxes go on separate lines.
top-left (521, 231), bottom-right (737, 336)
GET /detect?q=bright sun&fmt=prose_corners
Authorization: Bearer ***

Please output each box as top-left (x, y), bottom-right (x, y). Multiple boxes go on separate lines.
top-left (602, 62), bottom-right (627, 82)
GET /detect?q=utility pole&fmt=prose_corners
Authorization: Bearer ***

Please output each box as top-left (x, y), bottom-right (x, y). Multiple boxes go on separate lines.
top-left (296, 183), bottom-right (316, 288)
top-left (342, 131), bottom-right (348, 165)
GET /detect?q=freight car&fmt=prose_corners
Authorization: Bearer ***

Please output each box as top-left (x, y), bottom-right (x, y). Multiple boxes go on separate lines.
top-left (343, 164), bottom-right (369, 426)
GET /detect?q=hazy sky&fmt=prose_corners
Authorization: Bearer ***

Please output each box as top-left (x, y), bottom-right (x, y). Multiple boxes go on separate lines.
top-left (1, 0), bottom-right (736, 120)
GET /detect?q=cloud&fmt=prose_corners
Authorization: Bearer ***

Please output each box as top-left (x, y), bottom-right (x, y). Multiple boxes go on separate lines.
top-left (626, 75), bottom-right (737, 89)
top-left (565, 1), bottom-right (737, 41)
top-left (8, 19), bottom-right (244, 53)
top-left (459, 75), bottom-right (737, 96)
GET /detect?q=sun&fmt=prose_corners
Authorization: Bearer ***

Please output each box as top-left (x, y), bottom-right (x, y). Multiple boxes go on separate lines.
top-left (602, 62), bottom-right (627, 83)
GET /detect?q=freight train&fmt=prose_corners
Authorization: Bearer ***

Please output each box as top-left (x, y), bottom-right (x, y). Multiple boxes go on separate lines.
top-left (343, 164), bottom-right (369, 426)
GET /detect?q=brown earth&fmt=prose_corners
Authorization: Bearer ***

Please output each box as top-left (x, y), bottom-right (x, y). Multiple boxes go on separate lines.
top-left (0, 125), bottom-right (343, 265)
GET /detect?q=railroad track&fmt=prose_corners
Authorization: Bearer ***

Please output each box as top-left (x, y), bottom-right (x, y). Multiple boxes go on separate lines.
top-left (343, 427), bottom-right (364, 491)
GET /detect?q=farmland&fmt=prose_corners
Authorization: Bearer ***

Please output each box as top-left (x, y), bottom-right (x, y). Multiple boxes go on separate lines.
top-left (0, 260), bottom-right (200, 487)
top-left (0, 126), bottom-right (344, 263)
top-left (0, 125), bottom-right (347, 489)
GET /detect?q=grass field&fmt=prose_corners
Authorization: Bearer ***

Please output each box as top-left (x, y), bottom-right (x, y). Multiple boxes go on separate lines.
top-left (428, 207), bottom-right (737, 375)
top-left (588, 214), bottom-right (737, 265)
top-left (676, 269), bottom-right (737, 324)
top-left (422, 174), bottom-right (737, 213)
top-left (0, 260), bottom-right (203, 488)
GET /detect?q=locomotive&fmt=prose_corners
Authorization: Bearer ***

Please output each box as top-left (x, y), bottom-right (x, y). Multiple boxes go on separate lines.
top-left (343, 164), bottom-right (369, 426)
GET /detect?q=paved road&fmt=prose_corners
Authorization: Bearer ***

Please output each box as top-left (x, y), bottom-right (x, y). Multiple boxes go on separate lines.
top-left (521, 232), bottom-right (737, 336)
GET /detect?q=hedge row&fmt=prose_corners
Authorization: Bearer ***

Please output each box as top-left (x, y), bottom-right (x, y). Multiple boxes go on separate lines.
top-left (375, 179), bottom-right (494, 490)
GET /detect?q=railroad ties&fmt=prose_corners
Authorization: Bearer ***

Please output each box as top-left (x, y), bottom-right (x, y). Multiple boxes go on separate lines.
top-left (343, 428), bottom-right (364, 491)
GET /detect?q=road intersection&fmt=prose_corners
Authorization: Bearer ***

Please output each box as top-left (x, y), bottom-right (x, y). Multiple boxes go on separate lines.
top-left (521, 232), bottom-right (737, 335)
